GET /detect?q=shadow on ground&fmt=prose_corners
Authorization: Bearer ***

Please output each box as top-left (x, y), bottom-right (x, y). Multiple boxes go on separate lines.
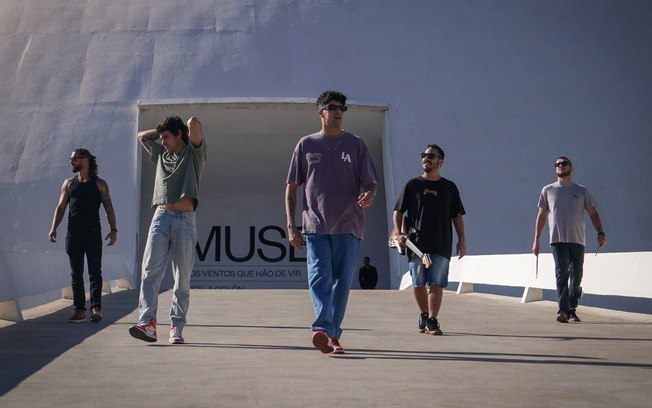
top-left (0, 289), bottom-right (139, 396)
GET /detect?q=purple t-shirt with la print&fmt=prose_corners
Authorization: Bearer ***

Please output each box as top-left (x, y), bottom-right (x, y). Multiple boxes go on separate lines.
top-left (286, 131), bottom-right (379, 239)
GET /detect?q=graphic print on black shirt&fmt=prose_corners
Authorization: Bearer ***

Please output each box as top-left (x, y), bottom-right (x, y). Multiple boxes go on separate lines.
top-left (394, 177), bottom-right (465, 260)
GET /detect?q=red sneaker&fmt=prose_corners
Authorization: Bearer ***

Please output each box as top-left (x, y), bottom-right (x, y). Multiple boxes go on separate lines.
top-left (331, 338), bottom-right (345, 354)
top-left (312, 330), bottom-right (334, 354)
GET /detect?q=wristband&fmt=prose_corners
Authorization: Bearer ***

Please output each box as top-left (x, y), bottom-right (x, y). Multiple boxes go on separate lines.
top-left (597, 232), bottom-right (605, 236)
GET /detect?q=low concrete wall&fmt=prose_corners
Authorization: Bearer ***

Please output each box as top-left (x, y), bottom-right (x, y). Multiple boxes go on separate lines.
top-left (400, 252), bottom-right (652, 304)
top-left (0, 250), bottom-right (133, 321)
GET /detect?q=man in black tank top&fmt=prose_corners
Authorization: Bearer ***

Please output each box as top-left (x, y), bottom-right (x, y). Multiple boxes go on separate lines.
top-left (49, 149), bottom-right (118, 322)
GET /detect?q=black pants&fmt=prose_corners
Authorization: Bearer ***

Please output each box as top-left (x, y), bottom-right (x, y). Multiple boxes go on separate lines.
top-left (551, 242), bottom-right (584, 315)
top-left (65, 231), bottom-right (103, 311)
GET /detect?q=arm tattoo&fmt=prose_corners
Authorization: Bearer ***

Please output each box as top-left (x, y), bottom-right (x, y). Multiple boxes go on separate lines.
top-left (286, 195), bottom-right (296, 220)
top-left (98, 180), bottom-right (113, 210)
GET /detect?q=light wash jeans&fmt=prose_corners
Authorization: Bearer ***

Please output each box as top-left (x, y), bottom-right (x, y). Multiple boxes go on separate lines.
top-left (138, 208), bottom-right (197, 328)
top-left (305, 233), bottom-right (360, 339)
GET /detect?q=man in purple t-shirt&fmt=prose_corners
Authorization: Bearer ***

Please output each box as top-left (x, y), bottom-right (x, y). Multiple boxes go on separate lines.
top-left (285, 90), bottom-right (379, 354)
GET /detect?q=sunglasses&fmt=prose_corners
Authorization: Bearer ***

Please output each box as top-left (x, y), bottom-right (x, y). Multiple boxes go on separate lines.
top-left (421, 152), bottom-right (441, 160)
top-left (70, 156), bottom-right (87, 162)
top-left (320, 104), bottom-right (348, 112)
top-left (555, 161), bottom-right (570, 168)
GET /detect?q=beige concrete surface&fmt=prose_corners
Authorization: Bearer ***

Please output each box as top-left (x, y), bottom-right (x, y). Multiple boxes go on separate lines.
top-left (1, 289), bottom-right (651, 407)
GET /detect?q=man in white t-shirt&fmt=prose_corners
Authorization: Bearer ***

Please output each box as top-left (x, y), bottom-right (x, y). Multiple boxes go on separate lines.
top-left (532, 156), bottom-right (606, 323)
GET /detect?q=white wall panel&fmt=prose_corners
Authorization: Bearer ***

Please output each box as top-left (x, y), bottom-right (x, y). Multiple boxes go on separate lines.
top-left (0, 1), bottom-right (650, 297)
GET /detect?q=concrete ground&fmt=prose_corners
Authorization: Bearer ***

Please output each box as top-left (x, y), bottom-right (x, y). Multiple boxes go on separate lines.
top-left (0, 289), bottom-right (651, 408)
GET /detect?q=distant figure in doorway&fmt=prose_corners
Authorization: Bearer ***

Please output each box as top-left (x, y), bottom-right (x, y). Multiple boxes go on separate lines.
top-left (532, 156), bottom-right (606, 323)
top-left (285, 90), bottom-right (379, 354)
top-left (49, 148), bottom-right (117, 323)
top-left (358, 256), bottom-right (378, 289)
top-left (393, 144), bottom-right (466, 336)
top-left (129, 116), bottom-right (207, 344)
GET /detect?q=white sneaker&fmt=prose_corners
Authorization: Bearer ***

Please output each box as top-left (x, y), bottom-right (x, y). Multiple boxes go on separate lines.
top-left (169, 325), bottom-right (185, 344)
top-left (129, 319), bottom-right (157, 342)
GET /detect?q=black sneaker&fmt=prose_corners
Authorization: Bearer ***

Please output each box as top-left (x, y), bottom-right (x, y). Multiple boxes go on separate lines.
top-left (425, 317), bottom-right (443, 335)
top-left (418, 313), bottom-right (428, 333)
top-left (569, 310), bottom-right (581, 322)
top-left (556, 312), bottom-right (569, 323)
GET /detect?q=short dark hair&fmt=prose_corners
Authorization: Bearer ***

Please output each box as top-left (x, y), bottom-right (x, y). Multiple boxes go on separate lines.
top-left (73, 148), bottom-right (98, 178)
top-left (556, 156), bottom-right (573, 167)
top-left (156, 116), bottom-right (189, 144)
top-left (317, 90), bottom-right (347, 108)
top-left (426, 144), bottom-right (445, 159)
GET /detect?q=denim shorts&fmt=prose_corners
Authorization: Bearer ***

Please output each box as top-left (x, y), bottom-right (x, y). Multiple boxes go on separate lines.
top-left (409, 253), bottom-right (450, 288)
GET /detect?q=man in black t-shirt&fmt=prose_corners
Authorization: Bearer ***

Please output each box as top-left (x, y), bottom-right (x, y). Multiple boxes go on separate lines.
top-left (393, 144), bottom-right (466, 335)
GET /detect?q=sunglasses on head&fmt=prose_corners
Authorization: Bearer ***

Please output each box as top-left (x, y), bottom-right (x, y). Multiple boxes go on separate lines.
top-left (421, 152), bottom-right (441, 160)
top-left (555, 161), bottom-right (570, 168)
top-left (320, 104), bottom-right (348, 112)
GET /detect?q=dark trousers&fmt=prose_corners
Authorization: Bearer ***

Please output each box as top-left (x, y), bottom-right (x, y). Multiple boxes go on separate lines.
top-left (65, 231), bottom-right (103, 311)
top-left (551, 242), bottom-right (585, 314)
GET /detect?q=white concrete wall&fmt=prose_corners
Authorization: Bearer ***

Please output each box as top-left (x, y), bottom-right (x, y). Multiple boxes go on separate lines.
top-left (1, 1), bottom-right (651, 304)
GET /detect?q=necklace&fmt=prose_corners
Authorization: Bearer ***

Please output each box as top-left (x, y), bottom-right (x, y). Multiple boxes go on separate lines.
top-left (320, 131), bottom-right (344, 151)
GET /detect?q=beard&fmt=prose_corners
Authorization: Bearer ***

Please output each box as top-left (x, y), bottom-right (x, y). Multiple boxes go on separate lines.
top-left (422, 161), bottom-right (435, 173)
top-left (557, 169), bottom-right (571, 177)
top-left (71, 164), bottom-right (81, 173)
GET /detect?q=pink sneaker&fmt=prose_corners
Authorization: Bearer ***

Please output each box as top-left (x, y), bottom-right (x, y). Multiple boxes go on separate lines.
top-left (129, 319), bottom-right (157, 342)
top-left (312, 330), bottom-right (334, 354)
top-left (331, 338), bottom-right (345, 354)
top-left (169, 325), bottom-right (185, 344)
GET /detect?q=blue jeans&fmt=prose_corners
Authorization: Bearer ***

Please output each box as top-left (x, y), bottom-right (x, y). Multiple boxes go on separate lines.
top-left (138, 209), bottom-right (197, 328)
top-left (408, 253), bottom-right (449, 288)
top-left (65, 231), bottom-right (103, 311)
top-left (305, 233), bottom-right (360, 339)
top-left (551, 242), bottom-right (585, 314)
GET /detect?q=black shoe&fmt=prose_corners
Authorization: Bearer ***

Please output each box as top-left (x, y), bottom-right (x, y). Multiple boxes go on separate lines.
top-left (418, 313), bottom-right (428, 333)
top-left (569, 310), bottom-right (581, 322)
top-left (425, 317), bottom-right (443, 335)
top-left (556, 312), bottom-right (569, 323)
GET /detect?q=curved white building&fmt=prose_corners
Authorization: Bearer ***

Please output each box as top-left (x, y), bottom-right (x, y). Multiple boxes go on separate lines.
top-left (1, 1), bottom-right (651, 314)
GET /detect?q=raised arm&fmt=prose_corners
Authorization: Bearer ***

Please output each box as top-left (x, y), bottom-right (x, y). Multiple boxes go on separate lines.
top-left (187, 117), bottom-right (203, 147)
top-left (138, 128), bottom-right (159, 154)
top-left (48, 179), bottom-right (71, 242)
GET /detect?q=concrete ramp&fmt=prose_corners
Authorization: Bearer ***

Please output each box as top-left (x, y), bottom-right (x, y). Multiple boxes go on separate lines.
top-left (0, 289), bottom-right (651, 407)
